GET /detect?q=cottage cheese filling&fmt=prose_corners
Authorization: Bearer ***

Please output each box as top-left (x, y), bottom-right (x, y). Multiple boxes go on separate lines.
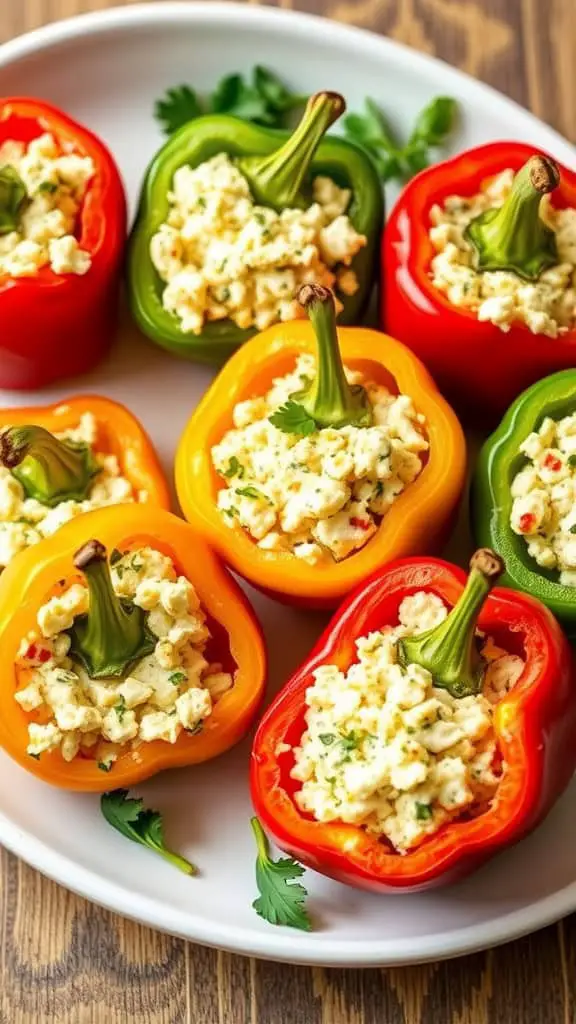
top-left (150, 153), bottom-right (367, 335)
top-left (15, 546), bottom-right (233, 767)
top-left (429, 169), bottom-right (576, 338)
top-left (211, 355), bottom-right (428, 564)
top-left (0, 133), bottom-right (94, 277)
top-left (510, 412), bottom-right (576, 585)
top-left (290, 591), bottom-right (524, 853)
top-left (0, 413), bottom-right (137, 569)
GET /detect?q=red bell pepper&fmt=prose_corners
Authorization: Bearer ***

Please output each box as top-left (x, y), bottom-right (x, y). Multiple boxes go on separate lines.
top-left (251, 550), bottom-right (576, 892)
top-left (382, 141), bottom-right (576, 425)
top-left (0, 99), bottom-right (127, 390)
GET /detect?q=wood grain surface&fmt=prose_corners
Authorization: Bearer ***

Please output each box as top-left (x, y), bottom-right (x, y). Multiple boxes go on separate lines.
top-left (1, 1), bottom-right (576, 1022)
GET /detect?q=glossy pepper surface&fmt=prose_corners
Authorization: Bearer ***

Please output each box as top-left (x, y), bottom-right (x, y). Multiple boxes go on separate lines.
top-left (128, 91), bottom-right (383, 364)
top-left (0, 395), bottom-right (170, 512)
top-left (176, 285), bottom-right (466, 608)
top-left (0, 98), bottom-right (127, 390)
top-left (473, 369), bottom-right (576, 636)
top-left (251, 551), bottom-right (576, 892)
top-left (383, 141), bottom-right (576, 425)
top-left (0, 504), bottom-right (266, 791)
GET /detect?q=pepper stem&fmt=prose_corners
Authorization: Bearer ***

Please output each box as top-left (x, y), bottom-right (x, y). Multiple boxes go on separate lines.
top-left (0, 425), bottom-right (99, 508)
top-left (67, 541), bottom-right (156, 679)
top-left (398, 549), bottom-right (504, 699)
top-left (464, 156), bottom-right (560, 280)
top-left (0, 165), bottom-right (27, 235)
top-left (237, 92), bottom-right (346, 210)
top-left (293, 285), bottom-right (372, 429)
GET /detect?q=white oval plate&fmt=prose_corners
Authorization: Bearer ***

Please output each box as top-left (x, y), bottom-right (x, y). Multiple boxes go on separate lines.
top-left (1, 2), bottom-right (575, 968)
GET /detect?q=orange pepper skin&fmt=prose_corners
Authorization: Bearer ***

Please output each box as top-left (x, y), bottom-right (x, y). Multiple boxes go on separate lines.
top-left (0, 394), bottom-right (171, 512)
top-left (0, 505), bottom-right (266, 792)
top-left (175, 321), bottom-right (467, 608)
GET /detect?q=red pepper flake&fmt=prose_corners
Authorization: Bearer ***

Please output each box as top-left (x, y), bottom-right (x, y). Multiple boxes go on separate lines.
top-left (38, 648), bottom-right (51, 663)
top-left (350, 517), bottom-right (371, 531)
top-left (543, 453), bottom-right (562, 472)
top-left (24, 643), bottom-right (37, 661)
top-left (519, 513), bottom-right (536, 533)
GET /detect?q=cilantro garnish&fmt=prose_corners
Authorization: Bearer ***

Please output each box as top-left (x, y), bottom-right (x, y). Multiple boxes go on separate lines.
top-left (101, 789), bottom-right (196, 875)
top-left (223, 456), bottom-right (244, 479)
top-left (235, 485), bottom-right (263, 500)
top-left (154, 85), bottom-right (203, 135)
top-left (415, 802), bottom-right (433, 821)
top-left (251, 817), bottom-right (311, 931)
top-left (269, 400), bottom-right (317, 437)
top-left (169, 670), bottom-right (187, 687)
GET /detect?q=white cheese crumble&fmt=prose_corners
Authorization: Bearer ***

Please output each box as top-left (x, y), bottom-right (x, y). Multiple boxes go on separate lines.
top-left (149, 153), bottom-right (367, 335)
top-left (0, 413), bottom-right (136, 569)
top-left (0, 133), bottom-right (94, 278)
top-left (211, 354), bottom-right (428, 564)
top-left (15, 546), bottom-right (233, 766)
top-left (510, 412), bottom-right (576, 585)
top-left (429, 169), bottom-right (576, 338)
top-left (290, 591), bottom-right (524, 853)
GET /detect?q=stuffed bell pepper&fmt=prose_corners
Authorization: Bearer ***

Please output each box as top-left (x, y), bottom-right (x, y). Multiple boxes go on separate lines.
top-left (251, 549), bottom-right (576, 892)
top-left (383, 142), bottom-right (576, 424)
top-left (0, 395), bottom-right (170, 570)
top-left (0, 504), bottom-right (266, 790)
top-left (128, 91), bottom-right (383, 364)
top-left (0, 98), bottom-right (127, 389)
top-left (473, 369), bottom-right (576, 637)
top-left (176, 284), bottom-right (466, 608)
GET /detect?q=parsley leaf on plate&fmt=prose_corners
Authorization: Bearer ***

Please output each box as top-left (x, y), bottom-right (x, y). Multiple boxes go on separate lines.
top-left (154, 85), bottom-right (203, 135)
top-left (101, 789), bottom-right (196, 875)
top-left (251, 817), bottom-right (311, 931)
top-left (269, 400), bottom-right (317, 437)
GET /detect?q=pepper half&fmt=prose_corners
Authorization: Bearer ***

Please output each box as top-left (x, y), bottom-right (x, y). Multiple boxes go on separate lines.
top-left (0, 395), bottom-right (170, 512)
top-left (382, 141), bottom-right (576, 425)
top-left (472, 369), bottom-right (576, 635)
top-left (0, 98), bottom-right (127, 390)
top-left (251, 552), bottom-right (576, 892)
top-left (128, 92), bottom-right (383, 364)
top-left (0, 504), bottom-right (266, 791)
top-left (175, 287), bottom-right (466, 608)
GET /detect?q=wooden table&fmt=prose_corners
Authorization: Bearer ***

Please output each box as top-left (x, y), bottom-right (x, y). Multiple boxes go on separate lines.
top-left (1, 1), bottom-right (575, 1021)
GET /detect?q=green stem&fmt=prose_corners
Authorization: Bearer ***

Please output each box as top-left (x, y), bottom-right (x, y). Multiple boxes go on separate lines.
top-left (250, 816), bottom-right (270, 862)
top-left (464, 155), bottom-right (560, 280)
top-left (0, 166), bottom-right (27, 235)
top-left (294, 285), bottom-right (372, 428)
top-left (67, 541), bottom-right (156, 679)
top-left (0, 425), bottom-right (99, 508)
top-left (398, 549), bottom-right (504, 698)
top-left (238, 91), bottom-right (345, 210)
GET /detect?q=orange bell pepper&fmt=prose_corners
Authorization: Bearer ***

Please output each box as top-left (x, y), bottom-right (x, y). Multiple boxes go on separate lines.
top-left (0, 394), bottom-right (170, 514)
top-left (0, 504), bottom-right (266, 791)
top-left (176, 289), bottom-right (466, 608)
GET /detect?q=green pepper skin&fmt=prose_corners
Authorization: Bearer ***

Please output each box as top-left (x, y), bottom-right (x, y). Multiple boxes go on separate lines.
top-left (472, 369), bottom-right (576, 635)
top-left (128, 115), bottom-right (383, 364)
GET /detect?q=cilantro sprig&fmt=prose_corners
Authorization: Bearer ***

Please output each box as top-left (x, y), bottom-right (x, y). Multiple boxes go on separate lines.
top-left (101, 789), bottom-right (196, 875)
top-left (154, 67), bottom-right (307, 136)
top-left (269, 400), bottom-right (317, 437)
top-left (251, 817), bottom-right (311, 931)
top-left (343, 96), bottom-right (457, 183)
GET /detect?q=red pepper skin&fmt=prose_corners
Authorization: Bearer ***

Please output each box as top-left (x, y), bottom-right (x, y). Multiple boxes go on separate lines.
top-left (251, 556), bottom-right (576, 892)
top-left (0, 99), bottom-right (127, 390)
top-left (382, 142), bottom-right (576, 426)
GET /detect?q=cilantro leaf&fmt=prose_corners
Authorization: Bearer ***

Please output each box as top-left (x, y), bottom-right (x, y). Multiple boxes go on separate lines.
top-left (223, 455), bottom-right (244, 479)
top-left (408, 96), bottom-right (457, 147)
top-left (269, 400), bottom-right (317, 437)
top-left (415, 801), bottom-right (433, 821)
top-left (253, 66), bottom-right (307, 115)
top-left (235, 485), bottom-right (265, 500)
top-left (211, 73), bottom-right (277, 125)
top-left (154, 85), bottom-right (203, 135)
top-left (0, 166), bottom-right (28, 235)
top-left (101, 789), bottom-right (196, 875)
top-left (251, 817), bottom-right (311, 931)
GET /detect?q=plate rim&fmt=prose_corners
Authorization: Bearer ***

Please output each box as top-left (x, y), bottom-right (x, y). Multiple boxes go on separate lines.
top-left (1, 0), bottom-right (575, 968)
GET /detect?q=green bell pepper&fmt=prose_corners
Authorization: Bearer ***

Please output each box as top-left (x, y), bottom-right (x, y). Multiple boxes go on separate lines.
top-left (472, 369), bottom-right (576, 634)
top-left (128, 91), bottom-right (383, 365)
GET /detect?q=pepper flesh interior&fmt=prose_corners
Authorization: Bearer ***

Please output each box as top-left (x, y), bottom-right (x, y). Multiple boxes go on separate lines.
top-left (291, 284), bottom-right (372, 429)
top-left (0, 424), bottom-right (99, 508)
top-left (67, 540), bottom-right (156, 679)
top-left (237, 91), bottom-right (346, 211)
top-left (464, 155), bottom-right (560, 281)
top-left (398, 548), bottom-right (504, 698)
